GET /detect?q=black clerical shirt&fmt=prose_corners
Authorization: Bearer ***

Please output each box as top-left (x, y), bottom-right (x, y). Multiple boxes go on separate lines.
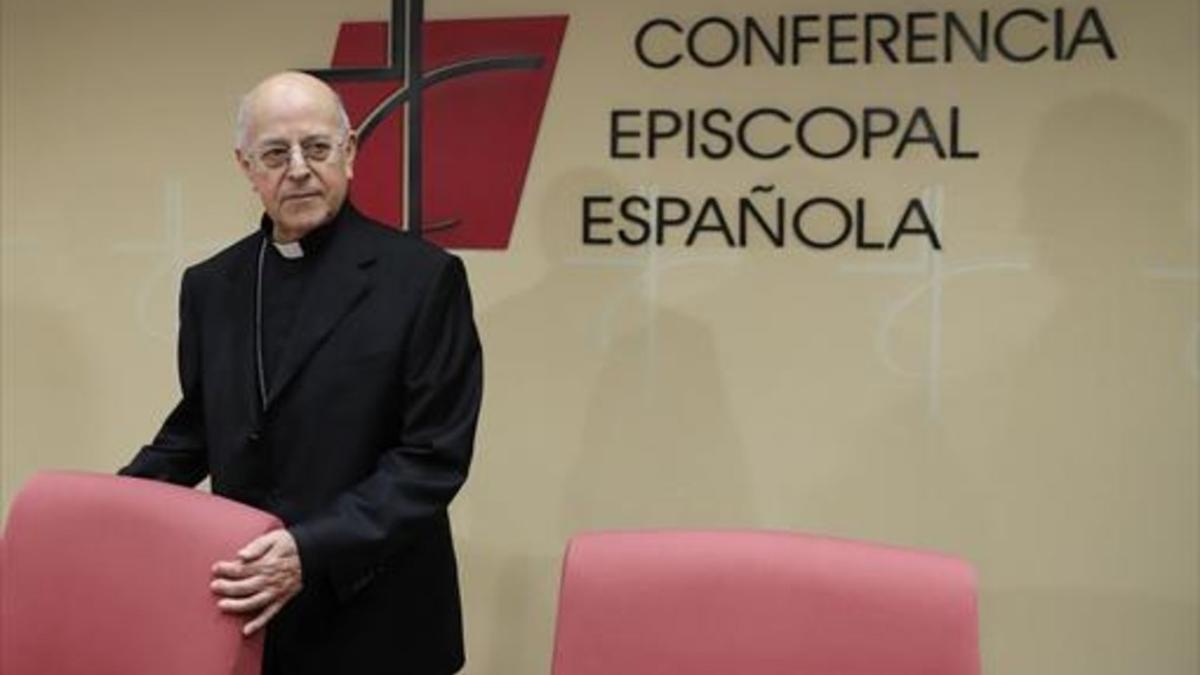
top-left (258, 217), bottom-right (336, 398)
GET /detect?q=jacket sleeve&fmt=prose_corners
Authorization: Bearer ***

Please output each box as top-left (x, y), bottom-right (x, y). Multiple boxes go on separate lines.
top-left (118, 267), bottom-right (210, 486)
top-left (288, 255), bottom-right (483, 599)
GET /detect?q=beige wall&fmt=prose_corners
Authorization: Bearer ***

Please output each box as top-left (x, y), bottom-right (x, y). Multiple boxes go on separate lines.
top-left (2, 1), bottom-right (1197, 674)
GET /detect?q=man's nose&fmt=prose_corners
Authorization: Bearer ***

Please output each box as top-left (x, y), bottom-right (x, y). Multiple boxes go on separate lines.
top-left (285, 147), bottom-right (312, 180)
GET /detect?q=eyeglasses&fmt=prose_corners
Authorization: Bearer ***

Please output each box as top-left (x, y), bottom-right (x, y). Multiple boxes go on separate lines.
top-left (249, 136), bottom-right (345, 170)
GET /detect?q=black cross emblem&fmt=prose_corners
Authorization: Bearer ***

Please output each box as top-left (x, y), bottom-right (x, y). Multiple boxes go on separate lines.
top-left (306, 0), bottom-right (543, 237)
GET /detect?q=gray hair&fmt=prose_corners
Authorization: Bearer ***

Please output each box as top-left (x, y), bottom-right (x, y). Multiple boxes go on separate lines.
top-left (233, 85), bottom-right (352, 150)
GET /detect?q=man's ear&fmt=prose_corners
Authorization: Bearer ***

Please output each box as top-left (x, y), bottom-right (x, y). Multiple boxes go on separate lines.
top-left (234, 148), bottom-right (257, 190)
top-left (343, 132), bottom-right (358, 180)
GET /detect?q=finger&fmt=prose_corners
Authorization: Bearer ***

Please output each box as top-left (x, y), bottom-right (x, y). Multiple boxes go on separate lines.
top-left (211, 575), bottom-right (266, 598)
top-left (242, 598), bottom-right (285, 636)
top-left (212, 560), bottom-right (254, 579)
top-left (217, 589), bottom-right (275, 614)
top-left (238, 533), bottom-right (276, 562)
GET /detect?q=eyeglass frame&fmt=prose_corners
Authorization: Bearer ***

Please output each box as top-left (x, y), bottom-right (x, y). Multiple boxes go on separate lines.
top-left (245, 134), bottom-right (352, 171)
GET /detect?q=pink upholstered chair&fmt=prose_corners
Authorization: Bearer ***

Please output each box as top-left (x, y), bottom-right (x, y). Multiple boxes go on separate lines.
top-left (551, 530), bottom-right (980, 675)
top-left (0, 471), bottom-right (281, 675)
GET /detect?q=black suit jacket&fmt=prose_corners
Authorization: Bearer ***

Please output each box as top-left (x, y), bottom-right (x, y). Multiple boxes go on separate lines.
top-left (121, 206), bottom-right (483, 674)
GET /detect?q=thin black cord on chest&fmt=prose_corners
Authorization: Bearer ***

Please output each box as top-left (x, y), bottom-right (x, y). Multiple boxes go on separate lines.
top-left (254, 236), bottom-right (268, 411)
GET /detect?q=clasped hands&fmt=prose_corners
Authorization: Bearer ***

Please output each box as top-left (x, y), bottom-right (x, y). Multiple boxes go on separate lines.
top-left (211, 529), bottom-right (303, 636)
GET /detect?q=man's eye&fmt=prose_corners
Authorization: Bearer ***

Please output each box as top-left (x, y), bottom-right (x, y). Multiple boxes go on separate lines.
top-left (262, 149), bottom-right (288, 162)
top-left (305, 143), bottom-right (333, 157)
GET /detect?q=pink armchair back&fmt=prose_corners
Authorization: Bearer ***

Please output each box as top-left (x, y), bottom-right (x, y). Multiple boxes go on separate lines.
top-left (551, 530), bottom-right (980, 675)
top-left (0, 471), bottom-right (281, 675)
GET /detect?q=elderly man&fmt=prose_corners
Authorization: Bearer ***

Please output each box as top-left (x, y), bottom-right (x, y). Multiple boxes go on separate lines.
top-left (120, 71), bottom-right (483, 675)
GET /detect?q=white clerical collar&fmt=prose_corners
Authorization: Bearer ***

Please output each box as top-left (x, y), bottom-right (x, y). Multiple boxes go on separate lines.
top-left (273, 240), bottom-right (304, 259)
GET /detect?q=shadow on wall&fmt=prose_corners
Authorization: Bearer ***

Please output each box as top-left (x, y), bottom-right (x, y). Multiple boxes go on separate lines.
top-left (976, 94), bottom-right (1196, 675)
top-left (459, 167), bottom-right (756, 675)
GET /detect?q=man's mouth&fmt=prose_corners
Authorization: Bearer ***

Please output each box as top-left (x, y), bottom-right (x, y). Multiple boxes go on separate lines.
top-left (283, 192), bottom-right (321, 202)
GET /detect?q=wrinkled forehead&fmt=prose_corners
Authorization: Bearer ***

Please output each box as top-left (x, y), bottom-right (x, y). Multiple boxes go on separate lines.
top-left (245, 85), bottom-right (343, 146)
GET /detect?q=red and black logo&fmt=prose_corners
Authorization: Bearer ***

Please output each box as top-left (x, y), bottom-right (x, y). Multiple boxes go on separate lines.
top-left (305, 0), bottom-right (567, 249)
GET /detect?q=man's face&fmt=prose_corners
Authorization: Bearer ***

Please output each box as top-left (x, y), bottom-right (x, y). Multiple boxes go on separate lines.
top-left (236, 79), bottom-right (356, 241)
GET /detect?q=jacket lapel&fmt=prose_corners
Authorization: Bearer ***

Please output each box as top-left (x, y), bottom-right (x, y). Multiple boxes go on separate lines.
top-left (265, 216), bottom-right (376, 409)
top-left (216, 236), bottom-right (266, 425)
